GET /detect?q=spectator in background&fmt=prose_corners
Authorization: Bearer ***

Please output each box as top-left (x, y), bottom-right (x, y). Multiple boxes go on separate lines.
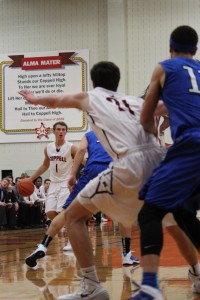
top-left (20, 176), bottom-right (45, 228)
top-left (21, 172), bottom-right (29, 179)
top-left (0, 178), bottom-right (18, 230)
top-left (40, 178), bottom-right (51, 227)
top-left (40, 179), bottom-right (51, 200)
top-left (7, 175), bottom-right (15, 186)
top-left (13, 177), bottom-right (33, 229)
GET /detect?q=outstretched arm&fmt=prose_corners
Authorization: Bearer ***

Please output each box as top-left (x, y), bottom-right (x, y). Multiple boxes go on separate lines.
top-left (19, 90), bottom-right (90, 111)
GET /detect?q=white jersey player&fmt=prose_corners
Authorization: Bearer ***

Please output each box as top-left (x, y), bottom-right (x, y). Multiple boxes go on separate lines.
top-left (28, 121), bottom-right (78, 221)
top-left (20, 61), bottom-right (195, 300)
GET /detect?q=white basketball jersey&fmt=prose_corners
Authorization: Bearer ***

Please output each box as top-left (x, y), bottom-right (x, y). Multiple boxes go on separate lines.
top-left (87, 87), bottom-right (158, 158)
top-left (47, 141), bottom-right (73, 182)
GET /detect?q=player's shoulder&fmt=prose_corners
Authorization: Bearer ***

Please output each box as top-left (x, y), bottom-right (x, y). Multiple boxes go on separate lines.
top-left (123, 94), bottom-right (144, 105)
top-left (47, 142), bottom-right (54, 148)
top-left (64, 140), bottom-right (73, 147)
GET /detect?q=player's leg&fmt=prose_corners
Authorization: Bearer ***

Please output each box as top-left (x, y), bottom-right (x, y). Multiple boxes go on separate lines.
top-left (129, 203), bottom-right (166, 300)
top-left (62, 172), bottom-right (91, 251)
top-left (163, 212), bottom-right (200, 287)
top-left (173, 206), bottom-right (200, 294)
top-left (167, 224), bottom-right (200, 292)
top-left (58, 199), bottom-right (109, 300)
top-left (25, 210), bottom-right (66, 267)
top-left (120, 224), bottom-right (140, 266)
top-left (45, 182), bottom-right (59, 221)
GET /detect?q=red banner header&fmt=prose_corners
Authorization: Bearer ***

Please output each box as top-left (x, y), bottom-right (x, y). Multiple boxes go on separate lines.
top-left (8, 52), bottom-right (76, 70)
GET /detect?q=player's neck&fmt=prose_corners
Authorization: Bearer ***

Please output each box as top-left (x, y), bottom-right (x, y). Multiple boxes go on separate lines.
top-left (55, 140), bottom-right (65, 151)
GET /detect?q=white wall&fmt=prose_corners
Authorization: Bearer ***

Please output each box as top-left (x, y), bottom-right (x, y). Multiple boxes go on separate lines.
top-left (0, 0), bottom-right (200, 179)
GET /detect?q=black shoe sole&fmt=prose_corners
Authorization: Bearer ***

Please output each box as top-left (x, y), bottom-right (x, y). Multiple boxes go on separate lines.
top-left (25, 250), bottom-right (45, 267)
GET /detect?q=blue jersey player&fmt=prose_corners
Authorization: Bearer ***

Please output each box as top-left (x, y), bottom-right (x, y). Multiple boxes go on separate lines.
top-left (130, 25), bottom-right (200, 300)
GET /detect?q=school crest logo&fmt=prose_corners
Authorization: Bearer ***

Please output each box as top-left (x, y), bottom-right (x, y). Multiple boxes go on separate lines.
top-left (35, 122), bottom-right (50, 139)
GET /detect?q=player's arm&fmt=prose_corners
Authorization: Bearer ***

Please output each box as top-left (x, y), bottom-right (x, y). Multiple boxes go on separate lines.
top-left (71, 136), bottom-right (88, 177)
top-left (140, 64), bottom-right (166, 134)
top-left (19, 90), bottom-right (89, 111)
top-left (68, 136), bottom-right (88, 190)
top-left (154, 100), bottom-right (168, 117)
top-left (30, 147), bottom-right (50, 181)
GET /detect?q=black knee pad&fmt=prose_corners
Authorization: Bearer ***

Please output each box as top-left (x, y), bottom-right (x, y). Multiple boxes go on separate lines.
top-left (138, 204), bottom-right (164, 256)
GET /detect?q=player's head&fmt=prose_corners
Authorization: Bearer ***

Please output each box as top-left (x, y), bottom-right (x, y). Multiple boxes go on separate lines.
top-left (53, 121), bottom-right (68, 131)
top-left (90, 61), bottom-right (120, 91)
top-left (170, 25), bottom-right (198, 55)
top-left (33, 176), bottom-right (43, 187)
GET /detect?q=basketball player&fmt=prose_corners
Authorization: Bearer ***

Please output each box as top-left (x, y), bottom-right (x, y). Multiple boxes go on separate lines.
top-left (29, 121), bottom-right (78, 222)
top-left (25, 130), bottom-right (139, 267)
top-left (19, 61), bottom-right (199, 300)
top-left (128, 25), bottom-right (200, 300)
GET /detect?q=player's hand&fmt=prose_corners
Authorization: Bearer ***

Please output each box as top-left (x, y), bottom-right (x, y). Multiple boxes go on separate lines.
top-left (68, 175), bottom-right (77, 192)
top-left (19, 90), bottom-right (38, 104)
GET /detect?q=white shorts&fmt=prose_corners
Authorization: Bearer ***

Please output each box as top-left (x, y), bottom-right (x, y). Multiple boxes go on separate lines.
top-left (77, 145), bottom-right (175, 227)
top-left (45, 181), bottom-right (70, 213)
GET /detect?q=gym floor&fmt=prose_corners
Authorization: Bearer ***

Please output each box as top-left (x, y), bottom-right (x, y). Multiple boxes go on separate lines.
top-left (0, 218), bottom-right (199, 300)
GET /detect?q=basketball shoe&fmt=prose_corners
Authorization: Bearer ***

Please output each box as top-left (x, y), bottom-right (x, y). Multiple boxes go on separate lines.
top-left (63, 241), bottom-right (73, 251)
top-left (25, 244), bottom-right (47, 267)
top-left (122, 251), bottom-right (140, 266)
top-left (188, 268), bottom-right (200, 293)
top-left (128, 285), bottom-right (164, 300)
top-left (57, 277), bottom-right (109, 300)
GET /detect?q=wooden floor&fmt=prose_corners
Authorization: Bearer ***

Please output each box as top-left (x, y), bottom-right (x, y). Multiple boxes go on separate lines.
top-left (0, 220), bottom-right (199, 300)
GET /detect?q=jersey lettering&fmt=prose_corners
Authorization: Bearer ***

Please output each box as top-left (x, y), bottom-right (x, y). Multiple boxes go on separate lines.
top-left (106, 96), bottom-right (135, 115)
top-left (183, 66), bottom-right (200, 94)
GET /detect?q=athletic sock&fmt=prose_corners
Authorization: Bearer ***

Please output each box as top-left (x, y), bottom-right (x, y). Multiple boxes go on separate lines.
top-left (122, 237), bottom-right (131, 254)
top-left (142, 272), bottom-right (159, 289)
top-left (41, 234), bottom-right (53, 247)
top-left (80, 266), bottom-right (100, 291)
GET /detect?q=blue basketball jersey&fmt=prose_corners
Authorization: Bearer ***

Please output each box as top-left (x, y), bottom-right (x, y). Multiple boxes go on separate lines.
top-left (84, 131), bottom-right (112, 171)
top-left (63, 131), bottom-right (112, 209)
top-left (160, 58), bottom-right (200, 140)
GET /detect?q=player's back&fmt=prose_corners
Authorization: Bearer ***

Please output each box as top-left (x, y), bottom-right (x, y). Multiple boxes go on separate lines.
top-left (87, 87), bottom-right (158, 159)
top-left (160, 57), bottom-right (200, 140)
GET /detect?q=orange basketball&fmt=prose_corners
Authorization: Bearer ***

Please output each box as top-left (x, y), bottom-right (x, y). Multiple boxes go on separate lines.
top-left (17, 179), bottom-right (34, 196)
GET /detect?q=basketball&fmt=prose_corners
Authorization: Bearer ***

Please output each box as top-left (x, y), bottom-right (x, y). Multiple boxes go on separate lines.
top-left (17, 179), bottom-right (35, 196)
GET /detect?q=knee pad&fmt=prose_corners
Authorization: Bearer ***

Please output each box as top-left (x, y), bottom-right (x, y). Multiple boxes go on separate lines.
top-left (138, 205), bottom-right (164, 256)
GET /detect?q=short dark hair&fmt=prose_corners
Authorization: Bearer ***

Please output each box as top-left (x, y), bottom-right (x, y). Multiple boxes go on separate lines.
top-left (15, 177), bottom-right (21, 183)
top-left (44, 179), bottom-right (50, 184)
top-left (33, 176), bottom-right (42, 185)
top-left (90, 61), bottom-right (120, 92)
top-left (53, 121), bottom-right (68, 131)
top-left (170, 25), bottom-right (198, 54)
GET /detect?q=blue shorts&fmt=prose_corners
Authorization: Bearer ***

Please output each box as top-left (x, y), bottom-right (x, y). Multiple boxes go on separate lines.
top-left (63, 163), bottom-right (110, 209)
top-left (139, 130), bottom-right (200, 210)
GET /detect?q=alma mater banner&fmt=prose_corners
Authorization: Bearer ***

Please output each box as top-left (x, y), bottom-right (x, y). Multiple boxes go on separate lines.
top-left (0, 49), bottom-right (89, 143)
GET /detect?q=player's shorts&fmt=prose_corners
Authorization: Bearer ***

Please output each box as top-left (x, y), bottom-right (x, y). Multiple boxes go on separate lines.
top-left (77, 144), bottom-right (166, 227)
top-left (45, 181), bottom-right (70, 213)
top-left (63, 162), bottom-right (110, 209)
top-left (139, 130), bottom-right (200, 210)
